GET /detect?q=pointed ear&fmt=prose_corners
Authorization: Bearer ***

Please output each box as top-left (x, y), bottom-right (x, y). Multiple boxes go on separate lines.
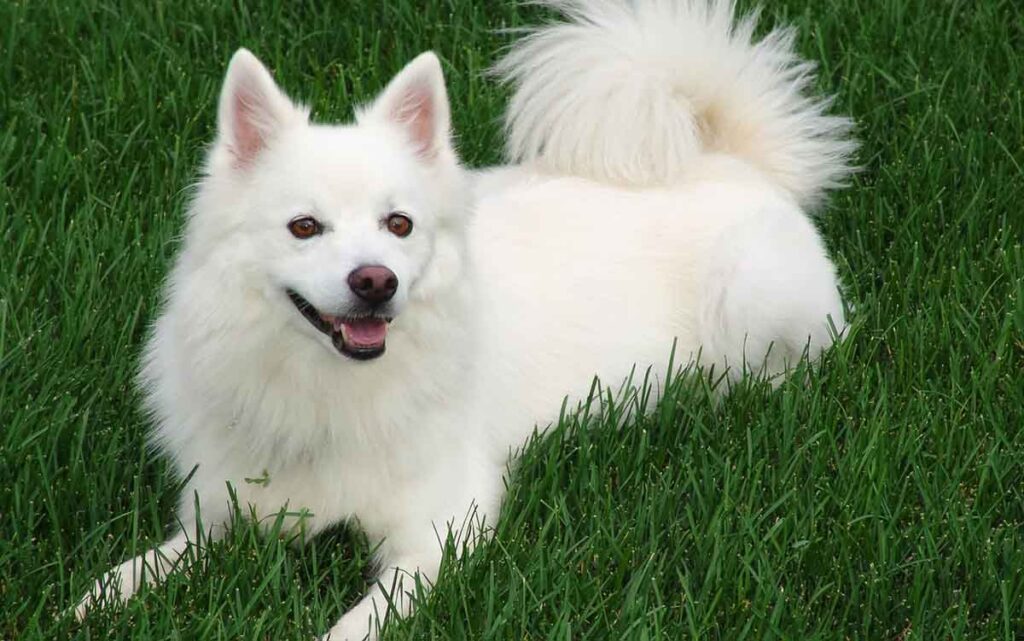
top-left (364, 52), bottom-right (452, 160)
top-left (216, 49), bottom-right (307, 169)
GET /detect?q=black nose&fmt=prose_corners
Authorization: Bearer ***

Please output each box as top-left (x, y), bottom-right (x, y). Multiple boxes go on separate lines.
top-left (347, 265), bottom-right (398, 304)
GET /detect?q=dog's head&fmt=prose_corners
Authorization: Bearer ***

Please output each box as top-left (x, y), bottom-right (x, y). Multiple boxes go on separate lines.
top-left (188, 50), bottom-right (469, 361)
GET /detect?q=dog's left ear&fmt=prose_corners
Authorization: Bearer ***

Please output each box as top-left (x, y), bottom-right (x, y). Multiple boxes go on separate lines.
top-left (364, 52), bottom-right (452, 161)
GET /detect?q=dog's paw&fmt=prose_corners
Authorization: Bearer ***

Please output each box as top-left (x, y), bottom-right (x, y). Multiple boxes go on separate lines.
top-left (71, 596), bottom-right (89, 621)
top-left (72, 557), bottom-right (142, 621)
top-left (72, 581), bottom-right (113, 622)
top-left (318, 610), bottom-right (377, 641)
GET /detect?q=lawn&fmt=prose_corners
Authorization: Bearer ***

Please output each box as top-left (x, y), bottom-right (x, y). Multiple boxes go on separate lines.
top-left (1, 0), bottom-right (1022, 639)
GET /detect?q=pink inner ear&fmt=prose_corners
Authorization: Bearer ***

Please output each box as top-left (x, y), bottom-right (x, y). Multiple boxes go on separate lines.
top-left (391, 83), bottom-right (437, 158)
top-left (231, 88), bottom-right (266, 167)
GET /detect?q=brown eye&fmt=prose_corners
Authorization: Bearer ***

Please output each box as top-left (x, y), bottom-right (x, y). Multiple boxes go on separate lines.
top-left (288, 216), bottom-right (321, 239)
top-left (386, 212), bottom-right (413, 238)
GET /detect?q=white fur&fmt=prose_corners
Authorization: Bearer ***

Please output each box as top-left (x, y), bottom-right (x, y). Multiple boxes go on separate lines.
top-left (75, 2), bottom-right (853, 639)
top-left (494, 0), bottom-right (857, 208)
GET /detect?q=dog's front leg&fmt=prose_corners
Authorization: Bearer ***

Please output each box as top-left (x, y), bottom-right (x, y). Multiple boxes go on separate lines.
top-left (320, 547), bottom-right (441, 641)
top-left (74, 528), bottom-right (198, 619)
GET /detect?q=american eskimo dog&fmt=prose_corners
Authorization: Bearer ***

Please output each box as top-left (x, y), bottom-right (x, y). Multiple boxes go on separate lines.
top-left (75, 1), bottom-right (854, 638)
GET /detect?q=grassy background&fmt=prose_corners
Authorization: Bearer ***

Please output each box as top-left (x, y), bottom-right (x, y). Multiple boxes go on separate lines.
top-left (2, 0), bottom-right (1022, 639)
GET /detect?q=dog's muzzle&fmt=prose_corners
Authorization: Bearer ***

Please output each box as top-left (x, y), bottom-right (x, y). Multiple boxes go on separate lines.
top-left (287, 289), bottom-right (392, 361)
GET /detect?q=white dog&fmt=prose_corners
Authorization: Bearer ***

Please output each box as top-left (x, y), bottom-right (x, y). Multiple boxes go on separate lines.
top-left (75, 1), bottom-right (854, 638)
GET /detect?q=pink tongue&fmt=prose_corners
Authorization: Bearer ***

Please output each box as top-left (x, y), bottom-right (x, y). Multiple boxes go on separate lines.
top-left (342, 318), bottom-right (388, 347)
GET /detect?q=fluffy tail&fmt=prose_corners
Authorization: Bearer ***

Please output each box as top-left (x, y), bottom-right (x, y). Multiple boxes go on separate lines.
top-left (494, 0), bottom-right (856, 208)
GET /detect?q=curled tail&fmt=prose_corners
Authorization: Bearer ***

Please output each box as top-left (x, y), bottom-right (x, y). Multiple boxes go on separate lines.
top-left (494, 0), bottom-right (856, 208)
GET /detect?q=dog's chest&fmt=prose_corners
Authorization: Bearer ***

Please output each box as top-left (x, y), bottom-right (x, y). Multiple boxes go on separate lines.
top-left (227, 422), bottom-right (486, 540)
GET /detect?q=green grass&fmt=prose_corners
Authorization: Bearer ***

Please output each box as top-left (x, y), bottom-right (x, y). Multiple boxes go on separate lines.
top-left (2, 0), bottom-right (1022, 639)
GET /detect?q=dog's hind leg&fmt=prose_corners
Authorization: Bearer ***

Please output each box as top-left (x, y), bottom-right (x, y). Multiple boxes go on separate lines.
top-left (698, 210), bottom-right (845, 382)
top-left (73, 528), bottom-right (196, 620)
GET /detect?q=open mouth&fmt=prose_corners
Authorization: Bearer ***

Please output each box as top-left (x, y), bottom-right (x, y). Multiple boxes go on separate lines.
top-left (287, 290), bottom-right (391, 360)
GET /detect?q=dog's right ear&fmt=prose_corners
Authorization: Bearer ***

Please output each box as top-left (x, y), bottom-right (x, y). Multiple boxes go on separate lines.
top-left (362, 52), bottom-right (453, 162)
top-left (216, 49), bottom-right (307, 169)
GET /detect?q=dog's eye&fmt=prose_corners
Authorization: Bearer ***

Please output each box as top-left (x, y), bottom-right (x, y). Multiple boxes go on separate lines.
top-left (288, 216), bottom-right (322, 239)
top-left (386, 213), bottom-right (413, 238)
